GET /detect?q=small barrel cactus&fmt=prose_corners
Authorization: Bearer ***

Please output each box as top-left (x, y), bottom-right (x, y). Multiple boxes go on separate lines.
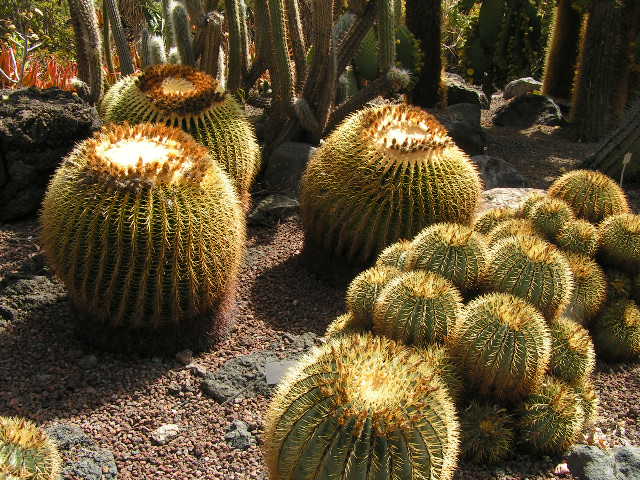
top-left (598, 213), bottom-right (640, 273)
top-left (460, 401), bottom-right (515, 464)
top-left (422, 345), bottom-right (465, 402)
top-left (372, 270), bottom-right (463, 346)
top-left (324, 312), bottom-right (363, 338)
top-left (100, 64), bottom-right (261, 205)
top-left (346, 265), bottom-right (401, 328)
top-left (563, 253), bottom-right (607, 324)
top-left (41, 123), bottom-right (246, 354)
top-left (517, 376), bottom-right (585, 455)
top-left (485, 235), bottom-right (574, 320)
top-left (300, 104), bottom-right (482, 265)
top-left (404, 223), bottom-right (488, 292)
top-left (375, 239), bottom-right (413, 270)
top-left (547, 169), bottom-right (630, 224)
top-left (264, 333), bottom-right (460, 480)
top-left (0, 417), bottom-right (62, 480)
top-left (473, 207), bottom-right (519, 235)
top-left (574, 382), bottom-right (599, 429)
top-left (449, 293), bottom-right (551, 401)
top-left (518, 191), bottom-right (547, 217)
top-left (486, 218), bottom-right (539, 246)
top-left (605, 267), bottom-right (634, 301)
top-left (548, 317), bottom-right (596, 385)
top-left (527, 197), bottom-right (575, 240)
top-left (591, 299), bottom-right (640, 362)
top-left (555, 219), bottom-right (599, 257)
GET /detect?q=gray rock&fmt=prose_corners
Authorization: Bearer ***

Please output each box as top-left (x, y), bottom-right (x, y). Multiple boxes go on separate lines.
top-left (472, 155), bottom-right (528, 189)
top-left (150, 424), bottom-right (180, 445)
top-left (493, 93), bottom-right (563, 128)
top-left (567, 445), bottom-right (616, 480)
top-left (613, 446), bottom-right (640, 479)
top-left (434, 103), bottom-right (487, 156)
top-left (263, 142), bottom-right (316, 195)
top-left (478, 187), bottom-right (546, 213)
top-left (0, 87), bottom-right (101, 221)
top-left (444, 72), bottom-right (490, 109)
top-left (225, 420), bottom-right (255, 450)
top-left (46, 423), bottom-right (97, 450)
top-left (503, 77), bottom-right (543, 100)
top-left (248, 195), bottom-right (299, 227)
top-left (265, 359), bottom-right (299, 386)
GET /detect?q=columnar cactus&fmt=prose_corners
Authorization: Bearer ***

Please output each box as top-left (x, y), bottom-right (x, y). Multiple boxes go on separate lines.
top-left (41, 123), bottom-right (245, 353)
top-left (0, 417), bottom-right (62, 480)
top-left (485, 235), bottom-right (574, 320)
top-left (547, 170), bottom-right (630, 224)
top-left (300, 104), bottom-right (482, 264)
top-left (556, 219), bottom-right (599, 257)
top-left (548, 317), bottom-right (596, 385)
top-left (404, 223), bottom-right (488, 292)
top-left (372, 270), bottom-right (463, 346)
top-left (345, 265), bottom-right (401, 328)
top-left (449, 293), bottom-right (551, 401)
top-left (100, 65), bottom-right (261, 206)
top-left (375, 239), bottom-right (413, 270)
top-left (460, 402), bottom-right (514, 464)
top-left (598, 213), bottom-right (640, 273)
top-left (592, 299), bottom-right (640, 361)
top-left (517, 376), bottom-right (585, 455)
top-left (473, 207), bottom-right (518, 236)
top-left (264, 333), bottom-right (460, 480)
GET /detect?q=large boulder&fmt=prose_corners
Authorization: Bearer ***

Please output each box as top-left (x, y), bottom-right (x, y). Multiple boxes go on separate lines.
top-left (503, 77), bottom-right (543, 100)
top-left (444, 72), bottom-right (490, 109)
top-left (434, 103), bottom-right (487, 156)
top-left (263, 141), bottom-right (316, 195)
top-left (478, 187), bottom-right (545, 213)
top-left (472, 155), bottom-right (528, 189)
top-left (0, 87), bottom-right (101, 222)
top-left (493, 93), bottom-right (563, 128)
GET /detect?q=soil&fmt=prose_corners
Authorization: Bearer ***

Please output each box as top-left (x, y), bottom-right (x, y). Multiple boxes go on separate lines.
top-left (1, 95), bottom-right (639, 480)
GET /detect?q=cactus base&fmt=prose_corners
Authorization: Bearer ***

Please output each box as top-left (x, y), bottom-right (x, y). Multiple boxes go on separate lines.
top-left (301, 235), bottom-right (372, 288)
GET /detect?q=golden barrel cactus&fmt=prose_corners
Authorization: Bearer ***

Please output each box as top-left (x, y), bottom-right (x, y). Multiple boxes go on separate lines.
top-left (563, 253), bottom-right (607, 324)
top-left (345, 265), bottom-right (401, 329)
top-left (101, 64), bottom-right (261, 205)
top-left (300, 104), bottom-right (482, 265)
top-left (473, 207), bottom-right (518, 235)
top-left (41, 123), bottom-right (245, 354)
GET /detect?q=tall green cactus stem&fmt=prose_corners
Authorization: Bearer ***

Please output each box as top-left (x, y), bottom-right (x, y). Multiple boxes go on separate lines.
top-left (300, 104), bottom-right (482, 265)
top-left (485, 218), bottom-right (539, 246)
top-left (528, 197), bottom-right (575, 241)
top-left (485, 235), bottom-right (574, 320)
top-left (376, 0), bottom-right (396, 73)
top-left (548, 317), bottom-right (596, 385)
top-left (225, 0), bottom-right (244, 90)
top-left (199, 11), bottom-right (224, 77)
top-left (592, 299), bottom-right (640, 362)
top-left (548, 170), bottom-right (630, 224)
top-left (375, 239), bottom-right (413, 270)
top-left (460, 402), bottom-right (514, 465)
top-left (518, 376), bottom-right (585, 455)
top-left (599, 214), bottom-right (640, 273)
top-left (161, 0), bottom-right (176, 52)
top-left (101, 1), bottom-right (114, 76)
top-left (564, 253), bottom-right (607, 325)
top-left (239, 0), bottom-right (251, 75)
top-left (67, 0), bottom-right (104, 104)
top-left (285, 0), bottom-right (307, 92)
top-left (41, 123), bottom-right (246, 353)
top-left (556, 220), bottom-right (599, 257)
top-left (268, 0), bottom-right (296, 105)
top-left (264, 333), bottom-right (461, 480)
top-left (0, 417), bottom-right (62, 480)
top-left (171, 1), bottom-right (196, 66)
top-left (372, 270), bottom-right (463, 347)
top-left (346, 265), bottom-right (401, 329)
top-left (473, 207), bottom-right (518, 236)
top-left (104, 0), bottom-right (134, 75)
top-left (542, 0), bottom-right (582, 100)
top-left (404, 223), bottom-right (488, 292)
top-left (336, 0), bottom-right (377, 76)
top-left (450, 293), bottom-right (551, 401)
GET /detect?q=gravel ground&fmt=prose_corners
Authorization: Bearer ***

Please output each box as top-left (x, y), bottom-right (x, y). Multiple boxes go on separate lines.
top-left (1, 96), bottom-right (639, 480)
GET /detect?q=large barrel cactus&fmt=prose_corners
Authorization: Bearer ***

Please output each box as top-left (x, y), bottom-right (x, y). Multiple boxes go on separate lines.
top-left (449, 293), bottom-right (551, 401)
top-left (485, 235), bottom-right (574, 320)
top-left (404, 223), bottom-right (488, 292)
top-left (527, 197), bottom-right (575, 240)
top-left (41, 123), bottom-right (245, 354)
top-left (300, 104), bottom-right (482, 265)
top-left (100, 64), bottom-right (261, 205)
top-left (547, 170), bottom-right (630, 224)
top-left (375, 239), bottom-right (413, 270)
top-left (372, 270), bottom-right (463, 346)
top-left (264, 333), bottom-right (460, 480)
top-left (556, 219), bottom-right (599, 257)
top-left (0, 417), bottom-right (61, 480)
top-left (485, 218), bottom-right (539, 246)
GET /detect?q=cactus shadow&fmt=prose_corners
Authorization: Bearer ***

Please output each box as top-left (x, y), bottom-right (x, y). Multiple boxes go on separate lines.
top-left (0, 273), bottom-right (174, 424)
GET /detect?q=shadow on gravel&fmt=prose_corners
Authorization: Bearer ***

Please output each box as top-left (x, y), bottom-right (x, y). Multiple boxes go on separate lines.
top-left (0, 274), bottom-right (174, 424)
top-left (249, 252), bottom-right (346, 335)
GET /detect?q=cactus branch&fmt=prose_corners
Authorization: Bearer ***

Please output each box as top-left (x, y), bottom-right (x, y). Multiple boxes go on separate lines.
top-left (267, 0), bottom-right (295, 104)
top-left (377, 0), bottom-right (396, 73)
top-left (172, 1), bottom-right (196, 65)
top-left (285, 0), bottom-right (307, 92)
top-left (104, 0), bottom-right (134, 75)
top-left (225, 0), bottom-right (245, 91)
top-left (199, 11), bottom-right (224, 77)
top-left (337, 0), bottom-right (377, 77)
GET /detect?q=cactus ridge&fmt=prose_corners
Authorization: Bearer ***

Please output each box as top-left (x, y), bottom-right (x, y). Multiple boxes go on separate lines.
top-left (519, 192), bottom-right (547, 218)
top-left (527, 197), bottom-right (575, 240)
top-left (404, 223), bottom-right (488, 291)
top-left (300, 104), bottom-right (482, 264)
top-left (264, 333), bottom-right (460, 480)
top-left (450, 293), bottom-right (551, 401)
top-left (486, 218), bottom-right (539, 246)
top-left (0, 417), bottom-right (62, 480)
top-left (563, 253), bottom-right (607, 324)
top-left (547, 169), bottom-right (630, 224)
top-left (486, 235), bottom-right (574, 320)
top-left (518, 376), bottom-right (585, 455)
top-left (346, 265), bottom-right (401, 328)
top-left (556, 219), bottom-right (599, 257)
top-left (473, 207), bottom-right (518, 236)
top-left (373, 270), bottom-right (464, 347)
top-left (548, 317), bottom-right (596, 385)
top-left (375, 239), bottom-right (413, 270)
top-left (460, 401), bottom-right (514, 464)
top-left (598, 213), bottom-right (640, 272)
top-left (592, 299), bottom-right (640, 361)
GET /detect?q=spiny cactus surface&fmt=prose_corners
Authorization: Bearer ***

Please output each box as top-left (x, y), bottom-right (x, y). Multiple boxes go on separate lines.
top-left (598, 213), bottom-right (640, 273)
top-left (592, 299), bottom-right (640, 362)
top-left (346, 265), bottom-right (401, 328)
top-left (460, 401), bottom-right (514, 465)
top-left (473, 207), bottom-right (518, 236)
top-left (548, 317), bottom-right (596, 385)
top-left (486, 218), bottom-right (539, 246)
top-left (527, 197), bottom-right (575, 240)
top-left (556, 219), bottom-right (599, 257)
top-left (375, 239), bottom-right (413, 270)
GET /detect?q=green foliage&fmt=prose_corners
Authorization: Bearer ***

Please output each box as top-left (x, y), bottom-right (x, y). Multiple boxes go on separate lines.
top-left (592, 299), bottom-right (640, 362)
top-left (460, 401), bottom-right (514, 464)
top-left (548, 317), bottom-right (596, 384)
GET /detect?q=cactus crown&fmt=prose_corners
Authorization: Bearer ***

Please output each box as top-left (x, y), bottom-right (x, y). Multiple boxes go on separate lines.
top-left (517, 235), bottom-right (561, 263)
top-left (137, 64), bottom-right (225, 115)
top-left (78, 123), bottom-right (212, 188)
